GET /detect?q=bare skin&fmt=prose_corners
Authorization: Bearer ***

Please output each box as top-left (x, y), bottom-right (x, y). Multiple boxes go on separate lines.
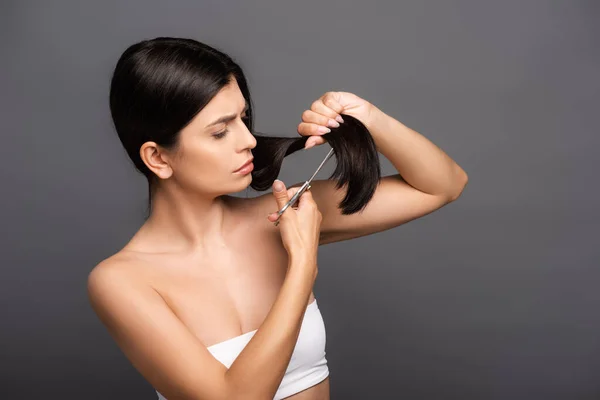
top-left (89, 77), bottom-right (333, 399)
top-left (91, 75), bottom-right (466, 399)
top-left (98, 193), bottom-right (329, 399)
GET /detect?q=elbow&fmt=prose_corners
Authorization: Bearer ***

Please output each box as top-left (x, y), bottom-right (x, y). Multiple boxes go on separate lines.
top-left (447, 169), bottom-right (468, 202)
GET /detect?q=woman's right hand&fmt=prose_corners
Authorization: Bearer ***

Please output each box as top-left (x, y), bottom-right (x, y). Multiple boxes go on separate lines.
top-left (267, 180), bottom-right (322, 272)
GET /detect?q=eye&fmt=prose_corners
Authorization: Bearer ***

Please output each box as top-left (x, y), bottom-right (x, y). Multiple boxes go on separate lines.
top-left (213, 114), bottom-right (249, 140)
top-left (212, 129), bottom-right (228, 139)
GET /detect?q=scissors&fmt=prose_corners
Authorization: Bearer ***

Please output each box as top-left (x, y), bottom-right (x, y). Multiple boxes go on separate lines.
top-left (273, 147), bottom-right (335, 227)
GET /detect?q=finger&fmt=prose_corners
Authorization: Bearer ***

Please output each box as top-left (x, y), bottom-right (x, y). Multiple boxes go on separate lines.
top-left (297, 188), bottom-right (315, 209)
top-left (312, 97), bottom-right (343, 121)
top-left (282, 187), bottom-right (301, 208)
top-left (298, 122), bottom-right (331, 137)
top-left (301, 109), bottom-right (341, 130)
top-left (320, 92), bottom-right (345, 116)
top-left (287, 186), bottom-right (301, 197)
top-left (271, 188), bottom-right (312, 219)
top-left (304, 136), bottom-right (326, 149)
top-left (267, 185), bottom-right (301, 222)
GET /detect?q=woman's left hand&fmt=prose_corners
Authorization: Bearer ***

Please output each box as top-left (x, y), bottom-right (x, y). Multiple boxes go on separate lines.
top-left (298, 91), bottom-right (375, 149)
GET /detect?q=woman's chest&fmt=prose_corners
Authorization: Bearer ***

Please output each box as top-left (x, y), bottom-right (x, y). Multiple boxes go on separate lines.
top-left (146, 227), bottom-right (309, 347)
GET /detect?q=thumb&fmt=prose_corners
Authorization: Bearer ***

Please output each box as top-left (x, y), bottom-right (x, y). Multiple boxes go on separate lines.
top-left (268, 185), bottom-right (302, 222)
top-left (272, 180), bottom-right (290, 210)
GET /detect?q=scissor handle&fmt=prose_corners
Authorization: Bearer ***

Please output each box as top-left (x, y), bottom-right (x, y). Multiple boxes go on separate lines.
top-left (273, 180), bottom-right (311, 226)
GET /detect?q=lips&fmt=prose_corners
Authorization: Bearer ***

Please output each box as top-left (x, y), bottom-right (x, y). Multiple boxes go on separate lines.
top-left (234, 158), bottom-right (254, 172)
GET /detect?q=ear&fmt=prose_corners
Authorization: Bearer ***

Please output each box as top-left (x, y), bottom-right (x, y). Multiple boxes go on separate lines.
top-left (140, 141), bottom-right (173, 180)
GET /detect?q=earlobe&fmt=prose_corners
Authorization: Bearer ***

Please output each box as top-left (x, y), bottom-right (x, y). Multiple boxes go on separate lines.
top-left (140, 142), bottom-right (173, 179)
top-left (155, 167), bottom-right (173, 180)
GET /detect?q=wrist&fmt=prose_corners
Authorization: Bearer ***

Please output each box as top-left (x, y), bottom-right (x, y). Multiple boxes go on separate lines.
top-left (287, 251), bottom-right (314, 267)
top-left (364, 104), bottom-right (387, 132)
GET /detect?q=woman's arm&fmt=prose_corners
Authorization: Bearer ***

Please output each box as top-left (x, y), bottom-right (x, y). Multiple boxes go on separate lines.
top-left (287, 104), bottom-right (468, 245)
top-left (225, 254), bottom-right (315, 399)
top-left (366, 105), bottom-right (468, 200)
top-left (87, 255), bottom-right (314, 400)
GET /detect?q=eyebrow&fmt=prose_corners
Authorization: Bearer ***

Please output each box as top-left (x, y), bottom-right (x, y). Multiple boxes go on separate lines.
top-left (206, 103), bottom-right (250, 128)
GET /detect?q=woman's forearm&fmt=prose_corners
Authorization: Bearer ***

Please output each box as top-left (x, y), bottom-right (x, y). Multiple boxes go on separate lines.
top-left (365, 105), bottom-right (468, 200)
top-left (225, 255), bottom-right (314, 399)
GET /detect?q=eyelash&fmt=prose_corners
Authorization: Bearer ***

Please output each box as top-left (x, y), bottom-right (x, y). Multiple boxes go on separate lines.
top-left (213, 130), bottom-right (228, 139)
top-left (213, 115), bottom-right (249, 139)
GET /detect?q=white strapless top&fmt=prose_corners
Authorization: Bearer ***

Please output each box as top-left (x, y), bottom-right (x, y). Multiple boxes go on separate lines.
top-left (156, 298), bottom-right (328, 400)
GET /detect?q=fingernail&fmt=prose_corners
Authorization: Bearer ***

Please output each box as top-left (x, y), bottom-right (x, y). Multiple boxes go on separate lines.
top-left (327, 119), bottom-right (340, 128)
top-left (274, 180), bottom-right (284, 191)
top-left (336, 115), bottom-right (344, 124)
top-left (318, 126), bottom-right (331, 134)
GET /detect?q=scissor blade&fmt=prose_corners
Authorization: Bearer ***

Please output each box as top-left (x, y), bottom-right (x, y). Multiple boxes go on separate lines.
top-left (277, 181), bottom-right (309, 216)
top-left (307, 148), bottom-right (335, 184)
top-left (273, 147), bottom-right (335, 225)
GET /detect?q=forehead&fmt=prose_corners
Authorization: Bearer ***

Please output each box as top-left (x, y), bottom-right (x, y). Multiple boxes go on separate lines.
top-left (183, 79), bottom-right (246, 133)
top-left (199, 80), bottom-right (246, 117)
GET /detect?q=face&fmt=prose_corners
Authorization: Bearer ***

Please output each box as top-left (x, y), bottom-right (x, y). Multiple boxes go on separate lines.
top-left (148, 78), bottom-right (257, 197)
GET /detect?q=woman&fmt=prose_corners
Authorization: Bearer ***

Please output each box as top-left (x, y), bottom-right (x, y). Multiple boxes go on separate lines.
top-left (87, 37), bottom-right (468, 400)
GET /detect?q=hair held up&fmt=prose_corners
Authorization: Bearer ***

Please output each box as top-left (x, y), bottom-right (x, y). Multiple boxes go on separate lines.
top-left (109, 37), bottom-right (381, 215)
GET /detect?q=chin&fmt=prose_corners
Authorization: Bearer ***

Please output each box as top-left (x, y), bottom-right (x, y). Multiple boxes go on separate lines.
top-left (228, 174), bottom-right (253, 193)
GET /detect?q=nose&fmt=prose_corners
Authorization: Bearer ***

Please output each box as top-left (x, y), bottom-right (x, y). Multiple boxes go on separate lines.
top-left (239, 122), bottom-right (257, 150)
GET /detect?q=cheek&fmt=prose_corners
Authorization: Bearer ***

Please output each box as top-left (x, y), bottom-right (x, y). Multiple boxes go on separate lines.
top-left (176, 145), bottom-right (228, 185)
top-left (179, 137), bottom-right (218, 169)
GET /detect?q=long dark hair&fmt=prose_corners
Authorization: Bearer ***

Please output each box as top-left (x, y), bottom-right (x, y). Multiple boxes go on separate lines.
top-left (109, 37), bottom-right (381, 217)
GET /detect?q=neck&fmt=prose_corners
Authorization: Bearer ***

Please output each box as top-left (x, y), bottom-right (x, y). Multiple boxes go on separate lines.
top-left (136, 185), bottom-right (230, 253)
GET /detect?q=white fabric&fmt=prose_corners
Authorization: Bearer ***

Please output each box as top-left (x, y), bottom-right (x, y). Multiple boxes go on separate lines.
top-left (156, 298), bottom-right (328, 399)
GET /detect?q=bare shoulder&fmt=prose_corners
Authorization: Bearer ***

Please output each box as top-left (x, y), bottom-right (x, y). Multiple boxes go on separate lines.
top-left (86, 252), bottom-right (148, 311)
top-left (86, 253), bottom-right (231, 399)
top-left (87, 260), bottom-right (121, 302)
top-left (88, 252), bottom-right (139, 283)
top-left (223, 192), bottom-right (288, 235)
top-left (86, 253), bottom-right (154, 346)
top-left (232, 185), bottom-right (304, 225)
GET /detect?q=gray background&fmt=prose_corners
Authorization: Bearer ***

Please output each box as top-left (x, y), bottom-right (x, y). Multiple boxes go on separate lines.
top-left (1, 1), bottom-right (598, 399)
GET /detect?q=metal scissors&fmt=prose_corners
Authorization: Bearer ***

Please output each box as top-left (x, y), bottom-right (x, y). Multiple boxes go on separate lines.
top-left (273, 147), bottom-right (335, 227)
